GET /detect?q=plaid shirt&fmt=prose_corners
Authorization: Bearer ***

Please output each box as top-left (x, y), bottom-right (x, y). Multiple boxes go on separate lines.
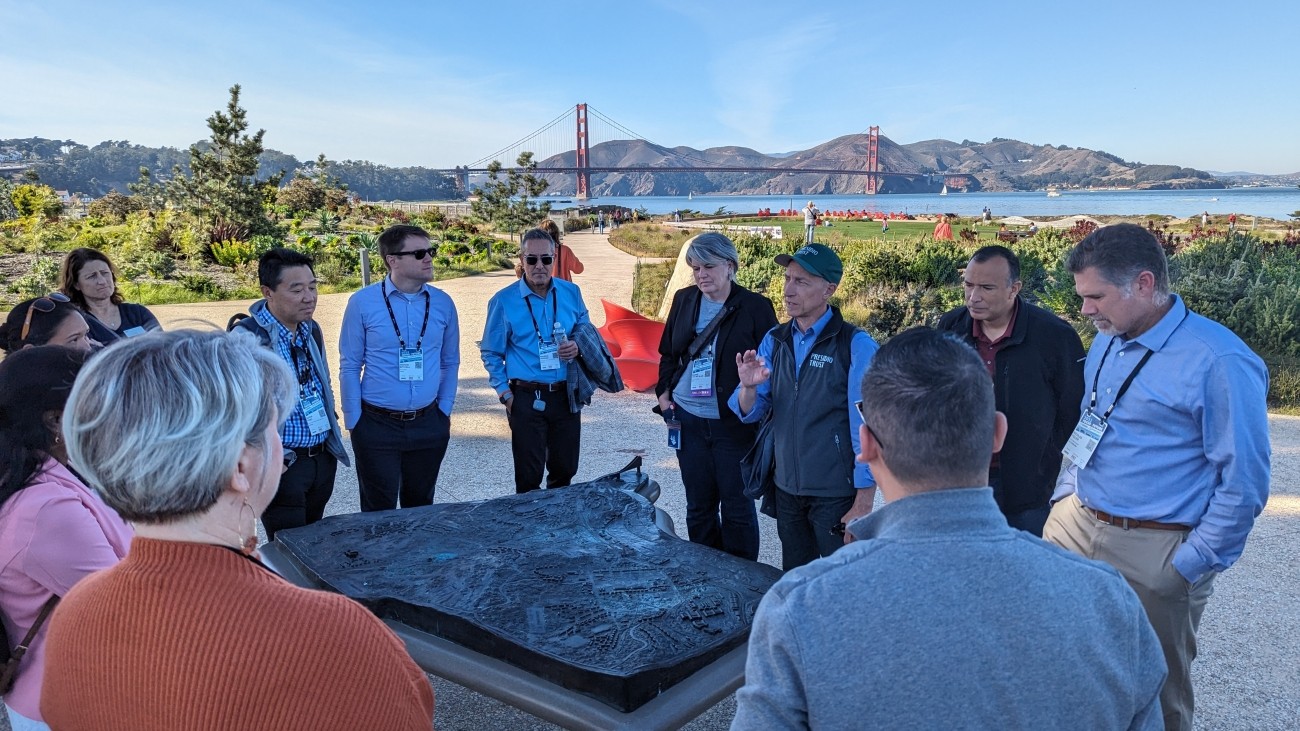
top-left (254, 307), bottom-right (326, 448)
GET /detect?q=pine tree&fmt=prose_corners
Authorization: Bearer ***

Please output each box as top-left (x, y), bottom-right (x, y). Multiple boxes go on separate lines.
top-left (471, 151), bottom-right (551, 252)
top-left (169, 85), bottom-right (282, 241)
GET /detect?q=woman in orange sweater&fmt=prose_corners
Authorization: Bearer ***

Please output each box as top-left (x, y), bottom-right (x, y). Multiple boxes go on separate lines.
top-left (40, 330), bottom-right (434, 731)
top-left (540, 218), bottom-right (584, 282)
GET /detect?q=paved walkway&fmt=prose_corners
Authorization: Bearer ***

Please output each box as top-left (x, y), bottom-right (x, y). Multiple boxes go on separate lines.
top-left (142, 230), bottom-right (1299, 730)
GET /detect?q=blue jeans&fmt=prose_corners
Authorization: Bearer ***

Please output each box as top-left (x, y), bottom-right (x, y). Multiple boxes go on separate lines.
top-left (675, 409), bottom-right (759, 560)
top-left (989, 473), bottom-right (1050, 537)
top-left (774, 489), bottom-right (854, 571)
top-left (804, 223), bottom-right (815, 244)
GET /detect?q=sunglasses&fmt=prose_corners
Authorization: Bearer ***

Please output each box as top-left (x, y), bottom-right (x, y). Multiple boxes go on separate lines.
top-left (290, 344), bottom-right (312, 386)
top-left (282, 450), bottom-right (297, 472)
top-left (854, 400), bottom-right (887, 451)
top-left (21, 292), bottom-right (71, 341)
top-left (524, 255), bottom-right (554, 266)
top-left (390, 247), bottom-right (436, 260)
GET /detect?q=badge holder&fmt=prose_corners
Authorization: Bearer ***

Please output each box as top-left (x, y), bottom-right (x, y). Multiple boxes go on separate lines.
top-left (666, 407), bottom-right (681, 450)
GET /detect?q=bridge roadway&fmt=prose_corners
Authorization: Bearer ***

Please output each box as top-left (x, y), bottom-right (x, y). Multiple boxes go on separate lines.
top-left (440, 165), bottom-right (956, 181)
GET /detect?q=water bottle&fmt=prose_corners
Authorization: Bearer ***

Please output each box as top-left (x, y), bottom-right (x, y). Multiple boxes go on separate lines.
top-left (552, 321), bottom-right (570, 361)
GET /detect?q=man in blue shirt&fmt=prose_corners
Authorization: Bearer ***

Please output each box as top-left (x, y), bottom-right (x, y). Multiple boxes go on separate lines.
top-left (733, 328), bottom-right (1166, 730)
top-left (480, 228), bottom-right (591, 493)
top-left (339, 224), bottom-right (460, 512)
top-left (1044, 223), bottom-right (1271, 731)
top-left (231, 248), bottom-right (350, 539)
top-left (730, 244), bottom-right (878, 571)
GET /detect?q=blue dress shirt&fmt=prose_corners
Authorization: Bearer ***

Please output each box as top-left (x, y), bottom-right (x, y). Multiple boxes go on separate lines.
top-left (338, 277), bottom-right (460, 429)
top-left (727, 306), bottom-right (879, 488)
top-left (480, 277), bottom-right (590, 396)
top-left (1069, 294), bottom-right (1270, 583)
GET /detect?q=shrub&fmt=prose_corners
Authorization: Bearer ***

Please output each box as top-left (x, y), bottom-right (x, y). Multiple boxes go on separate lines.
top-left (564, 217), bottom-right (590, 233)
top-left (178, 273), bottom-right (222, 297)
top-left (210, 239), bottom-right (262, 269)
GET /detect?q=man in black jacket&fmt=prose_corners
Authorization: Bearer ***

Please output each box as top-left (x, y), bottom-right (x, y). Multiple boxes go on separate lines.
top-left (937, 246), bottom-right (1084, 536)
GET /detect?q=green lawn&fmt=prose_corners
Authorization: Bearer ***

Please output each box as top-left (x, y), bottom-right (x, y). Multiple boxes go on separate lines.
top-left (730, 217), bottom-right (1015, 242)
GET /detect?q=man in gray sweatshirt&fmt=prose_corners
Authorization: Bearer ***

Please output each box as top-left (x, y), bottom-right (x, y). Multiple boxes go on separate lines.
top-left (733, 328), bottom-right (1166, 730)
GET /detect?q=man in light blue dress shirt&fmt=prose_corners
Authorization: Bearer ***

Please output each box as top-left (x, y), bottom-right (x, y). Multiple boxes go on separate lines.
top-left (339, 224), bottom-right (459, 512)
top-left (480, 228), bottom-right (590, 493)
top-left (1044, 223), bottom-right (1270, 731)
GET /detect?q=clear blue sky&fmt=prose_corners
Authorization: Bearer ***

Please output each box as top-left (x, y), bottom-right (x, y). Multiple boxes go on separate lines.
top-left (2, 0), bottom-right (1296, 174)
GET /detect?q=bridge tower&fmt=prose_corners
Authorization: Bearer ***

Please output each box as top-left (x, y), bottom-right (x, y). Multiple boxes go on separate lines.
top-left (865, 126), bottom-right (880, 195)
top-left (575, 103), bottom-right (591, 200)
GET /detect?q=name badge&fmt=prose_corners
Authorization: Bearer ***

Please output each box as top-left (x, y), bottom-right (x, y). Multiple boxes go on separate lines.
top-left (122, 326), bottom-right (147, 338)
top-left (1062, 410), bottom-right (1108, 469)
top-left (398, 348), bottom-right (424, 381)
top-left (539, 340), bottom-right (561, 371)
top-left (300, 392), bottom-right (330, 436)
top-left (690, 356), bottom-right (714, 397)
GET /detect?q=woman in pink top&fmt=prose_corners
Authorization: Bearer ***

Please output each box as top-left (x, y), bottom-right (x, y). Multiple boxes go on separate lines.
top-left (0, 346), bottom-right (132, 730)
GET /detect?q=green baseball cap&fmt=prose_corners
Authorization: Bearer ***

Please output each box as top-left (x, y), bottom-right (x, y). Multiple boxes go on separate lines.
top-left (775, 244), bottom-right (843, 284)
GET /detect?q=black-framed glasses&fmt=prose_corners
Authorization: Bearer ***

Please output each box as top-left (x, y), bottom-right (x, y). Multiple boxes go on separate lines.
top-left (390, 247), bottom-right (436, 260)
top-left (854, 400), bottom-right (887, 450)
top-left (20, 292), bottom-right (71, 341)
top-left (524, 255), bottom-right (554, 266)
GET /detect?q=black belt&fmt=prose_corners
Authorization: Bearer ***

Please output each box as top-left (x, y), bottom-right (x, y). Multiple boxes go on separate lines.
top-left (510, 379), bottom-right (567, 392)
top-left (291, 443), bottom-right (328, 458)
top-left (362, 400), bottom-right (436, 421)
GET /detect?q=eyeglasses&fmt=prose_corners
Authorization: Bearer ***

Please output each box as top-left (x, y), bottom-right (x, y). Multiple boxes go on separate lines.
top-left (390, 247), bottom-right (436, 260)
top-left (20, 292), bottom-right (71, 341)
top-left (855, 400), bottom-right (887, 451)
top-left (282, 450), bottom-right (297, 472)
top-left (524, 255), bottom-right (554, 266)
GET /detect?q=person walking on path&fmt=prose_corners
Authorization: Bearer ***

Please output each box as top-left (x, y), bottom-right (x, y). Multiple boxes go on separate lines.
top-left (802, 201), bottom-right (819, 244)
top-left (539, 219), bottom-right (584, 283)
top-left (1045, 223), bottom-right (1270, 731)
top-left (339, 224), bottom-right (459, 512)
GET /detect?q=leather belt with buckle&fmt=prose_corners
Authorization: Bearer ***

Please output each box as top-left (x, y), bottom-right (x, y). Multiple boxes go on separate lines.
top-left (362, 401), bottom-right (435, 421)
top-left (509, 379), bottom-right (567, 392)
top-left (1086, 507), bottom-right (1189, 532)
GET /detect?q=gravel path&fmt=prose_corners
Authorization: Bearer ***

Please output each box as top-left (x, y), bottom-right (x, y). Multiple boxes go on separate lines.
top-left (137, 230), bottom-right (1299, 730)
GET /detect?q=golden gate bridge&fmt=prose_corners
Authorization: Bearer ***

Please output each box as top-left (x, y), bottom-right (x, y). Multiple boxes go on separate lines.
top-left (437, 104), bottom-right (974, 199)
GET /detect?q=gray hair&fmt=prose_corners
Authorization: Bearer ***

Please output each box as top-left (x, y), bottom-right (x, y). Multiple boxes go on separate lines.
top-left (861, 328), bottom-right (994, 490)
top-left (63, 329), bottom-right (296, 524)
top-left (519, 227), bottom-right (556, 254)
top-left (685, 232), bottom-right (740, 281)
top-left (1066, 223), bottom-right (1170, 301)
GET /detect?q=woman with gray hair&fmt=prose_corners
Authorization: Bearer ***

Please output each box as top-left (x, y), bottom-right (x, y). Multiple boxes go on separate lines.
top-left (39, 330), bottom-right (433, 731)
top-left (655, 233), bottom-right (777, 560)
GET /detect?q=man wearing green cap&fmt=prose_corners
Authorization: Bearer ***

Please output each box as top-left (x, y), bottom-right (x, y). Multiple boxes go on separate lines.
top-left (729, 244), bottom-right (880, 570)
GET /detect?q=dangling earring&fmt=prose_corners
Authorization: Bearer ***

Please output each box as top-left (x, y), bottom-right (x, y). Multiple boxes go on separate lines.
top-left (239, 498), bottom-right (258, 555)
top-left (54, 434), bottom-right (62, 445)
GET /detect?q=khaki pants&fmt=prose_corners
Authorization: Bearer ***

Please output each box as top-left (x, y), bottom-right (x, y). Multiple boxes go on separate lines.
top-left (1044, 495), bottom-right (1214, 731)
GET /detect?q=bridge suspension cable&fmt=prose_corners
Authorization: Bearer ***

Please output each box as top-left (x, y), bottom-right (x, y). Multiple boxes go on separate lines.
top-left (586, 105), bottom-right (716, 167)
top-left (467, 107), bottom-right (573, 168)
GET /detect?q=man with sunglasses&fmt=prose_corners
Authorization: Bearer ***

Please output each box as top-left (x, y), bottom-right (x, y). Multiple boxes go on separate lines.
top-left (340, 224), bottom-right (460, 511)
top-left (480, 227), bottom-right (591, 493)
top-left (735, 328), bottom-right (1166, 729)
top-left (231, 248), bottom-right (349, 540)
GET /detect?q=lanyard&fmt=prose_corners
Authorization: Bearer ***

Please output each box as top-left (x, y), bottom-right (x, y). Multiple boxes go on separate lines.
top-left (523, 287), bottom-right (559, 342)
top-left (381, 279), bottom-right (430, 350)
top-left (1089, 309), bottom-right (1186, 418)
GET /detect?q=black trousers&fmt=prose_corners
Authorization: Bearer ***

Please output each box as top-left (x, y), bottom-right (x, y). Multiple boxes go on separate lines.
top-left (262, 449), bottom-right (338, 541)
top-left (509, 384), bottom-right (581, 493)
top-left (675, 408), bottom-right (759, 560)
top-left (774, 489), bottom-right (855, 572)
top-left (351, 404), bottom-right (450, 511)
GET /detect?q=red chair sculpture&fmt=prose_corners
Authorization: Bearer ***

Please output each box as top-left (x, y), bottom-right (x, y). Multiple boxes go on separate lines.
top-left (606, 319), bottom-right (664, 363)
top-left (614, 357), bottom-right (660, 392)
top-left (599, 299), bottom-right (650, 357)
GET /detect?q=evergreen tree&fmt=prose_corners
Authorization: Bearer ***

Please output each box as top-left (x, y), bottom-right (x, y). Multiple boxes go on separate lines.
top-left (471, 151), bottom-right (551, 252)
top-left (169, 85), bottom-right (283, 240)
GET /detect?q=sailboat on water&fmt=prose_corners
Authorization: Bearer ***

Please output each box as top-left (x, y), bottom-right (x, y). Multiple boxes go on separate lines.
top-left (939, 185), bottom-right (948, 196)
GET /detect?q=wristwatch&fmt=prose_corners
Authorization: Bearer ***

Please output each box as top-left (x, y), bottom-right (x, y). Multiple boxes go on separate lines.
top-left (499, 392), bottom-right (513, 405)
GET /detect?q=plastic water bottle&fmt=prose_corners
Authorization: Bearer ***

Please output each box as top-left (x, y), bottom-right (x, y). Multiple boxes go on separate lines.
top-left (552, 321), bottom-right (567, 345)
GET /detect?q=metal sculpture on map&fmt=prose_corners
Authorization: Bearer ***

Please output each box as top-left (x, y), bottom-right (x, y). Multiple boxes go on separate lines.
top-left (274, 461), bottom-right (781, 711)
